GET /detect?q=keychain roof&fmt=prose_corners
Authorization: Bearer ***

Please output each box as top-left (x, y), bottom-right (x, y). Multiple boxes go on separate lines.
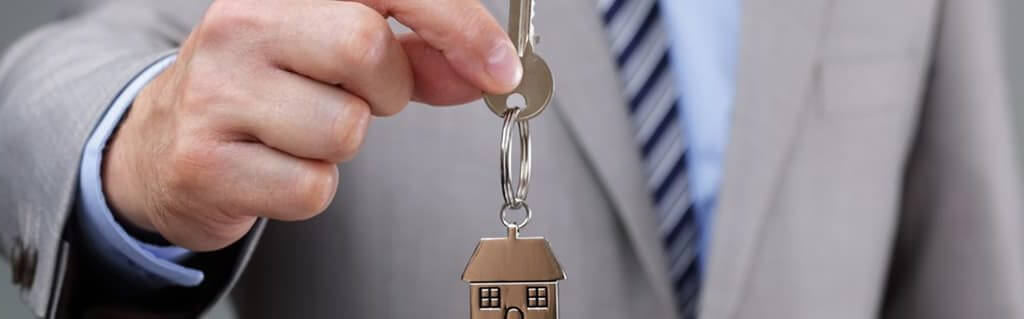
top-left (462, 227), bottom-right (566, 282)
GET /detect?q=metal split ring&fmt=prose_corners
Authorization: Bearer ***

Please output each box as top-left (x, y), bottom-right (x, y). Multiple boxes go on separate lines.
top-left (500, 200), bottom-right (533, 229)
top-left (500, 108), bottom-right (531, 206)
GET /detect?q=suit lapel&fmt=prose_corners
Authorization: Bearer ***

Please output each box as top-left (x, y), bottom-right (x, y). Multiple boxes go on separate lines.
top-left (498, 0), bottom-right (829, 316)
top-left (533, 0), bottom-right (678, 315)
top-left (701, 0), bottom-right (830, 316)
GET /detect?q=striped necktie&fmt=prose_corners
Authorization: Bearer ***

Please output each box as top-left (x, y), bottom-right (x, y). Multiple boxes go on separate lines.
top-left (599, 0), bottom-right (701, 317)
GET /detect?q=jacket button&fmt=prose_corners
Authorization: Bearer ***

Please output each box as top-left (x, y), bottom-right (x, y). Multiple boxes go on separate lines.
top-left (9, 240), bottom-right (36, 289)
top-left (20, 249), bottom-right (36, 288)
top-left (10, 241), bottom-right (24, 286)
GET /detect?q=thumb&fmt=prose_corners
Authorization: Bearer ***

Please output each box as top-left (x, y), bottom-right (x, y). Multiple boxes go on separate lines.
top-left (400, 33), bottom-right (486, 106)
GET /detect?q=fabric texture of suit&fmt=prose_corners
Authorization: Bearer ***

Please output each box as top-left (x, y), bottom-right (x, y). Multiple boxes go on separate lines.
top-left (0, 0), bottom-right (1021, 318)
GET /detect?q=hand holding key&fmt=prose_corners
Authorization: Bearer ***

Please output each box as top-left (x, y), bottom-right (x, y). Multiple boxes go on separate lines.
top-left (102, 0), bottom-right (523, 251)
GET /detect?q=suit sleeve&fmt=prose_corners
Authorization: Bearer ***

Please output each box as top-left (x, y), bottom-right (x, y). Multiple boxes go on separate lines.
top-left (881, 0), bottom-right (1024, 318)
top-left (0, 1), bottom-right (265, 317)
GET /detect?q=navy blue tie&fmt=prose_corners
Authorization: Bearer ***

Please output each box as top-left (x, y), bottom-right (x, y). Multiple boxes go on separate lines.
top-left (599, 0), bottom-right (701, 317)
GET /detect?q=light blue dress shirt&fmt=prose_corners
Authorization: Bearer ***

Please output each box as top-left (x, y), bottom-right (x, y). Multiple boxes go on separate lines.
top-left (659, 0), bottom-right (740, 271)
top-left (77, 1), bottom-right (739, 287)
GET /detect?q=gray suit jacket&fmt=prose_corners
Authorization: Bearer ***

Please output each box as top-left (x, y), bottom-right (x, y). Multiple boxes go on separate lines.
top-left (2, 0), bottom-right (1022, 318)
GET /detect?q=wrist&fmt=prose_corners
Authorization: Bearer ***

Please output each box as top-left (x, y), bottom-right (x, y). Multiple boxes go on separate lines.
top-left (102, 85), bottom-right (159, 235)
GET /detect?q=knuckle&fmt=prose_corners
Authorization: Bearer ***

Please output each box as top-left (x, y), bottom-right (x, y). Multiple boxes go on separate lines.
top-left (339, 5), bottom-right (392, 69)
top-left (153, 198), bottom-right (254, 252)
top-left (164, 137), bottom-right (222, 193)
top-left (292, 165), bottom-right (338, 219)
top-left (175, 61), bottom-right (247, 122)
top-left (201, 1), bottom-right (273, 45)
top-left (193, 212), bottom-right (254, 251)
top-left (326, 100), bottom-right (371, 162)
top-left (178, 70), bottom-right (222, 114)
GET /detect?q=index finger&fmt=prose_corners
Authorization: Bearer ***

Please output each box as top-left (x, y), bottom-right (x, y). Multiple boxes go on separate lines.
top-left (355, 0), bottom-right (523, 94)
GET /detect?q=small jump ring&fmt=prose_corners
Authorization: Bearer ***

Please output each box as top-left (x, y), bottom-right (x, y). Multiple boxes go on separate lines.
top-left (500, 108), bottom-right (531, 206)
top-left (500, 201), bottom-right (533, 229)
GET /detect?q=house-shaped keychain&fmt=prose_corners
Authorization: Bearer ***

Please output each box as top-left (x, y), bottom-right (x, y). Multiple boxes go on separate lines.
top-left (462, 226), bottom-right (566, 319)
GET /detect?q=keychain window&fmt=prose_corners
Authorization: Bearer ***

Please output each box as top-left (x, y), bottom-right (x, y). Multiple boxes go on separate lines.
top-left (527, 287), bottom-right (548, 308)
top-left (479, 287), bottom-right (501, 309)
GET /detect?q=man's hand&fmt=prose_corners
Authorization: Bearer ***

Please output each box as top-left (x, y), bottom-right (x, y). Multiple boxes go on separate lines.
top-left (102, 0), bottom-right (522, 251)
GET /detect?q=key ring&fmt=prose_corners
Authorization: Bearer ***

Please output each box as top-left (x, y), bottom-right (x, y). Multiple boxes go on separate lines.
top-left (500, 108), bottom-right (531, 206)
top-left (500, 200), bottom-right (533, 229)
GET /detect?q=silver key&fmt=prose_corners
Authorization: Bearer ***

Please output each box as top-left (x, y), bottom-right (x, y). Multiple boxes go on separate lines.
top-left (484, 0), bottom-right (554, 121)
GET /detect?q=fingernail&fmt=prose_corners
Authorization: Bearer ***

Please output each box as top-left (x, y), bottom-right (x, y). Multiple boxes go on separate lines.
top-left (486, 40), bottom-right (523, 90)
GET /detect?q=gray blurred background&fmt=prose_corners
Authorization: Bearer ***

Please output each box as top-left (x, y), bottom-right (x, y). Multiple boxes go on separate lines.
top-left (1, 1), bottom-right (1022, 318)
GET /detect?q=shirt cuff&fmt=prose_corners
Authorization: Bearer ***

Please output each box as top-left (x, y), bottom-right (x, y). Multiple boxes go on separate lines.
top-left (76, 52), bottom-right (203, 288)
